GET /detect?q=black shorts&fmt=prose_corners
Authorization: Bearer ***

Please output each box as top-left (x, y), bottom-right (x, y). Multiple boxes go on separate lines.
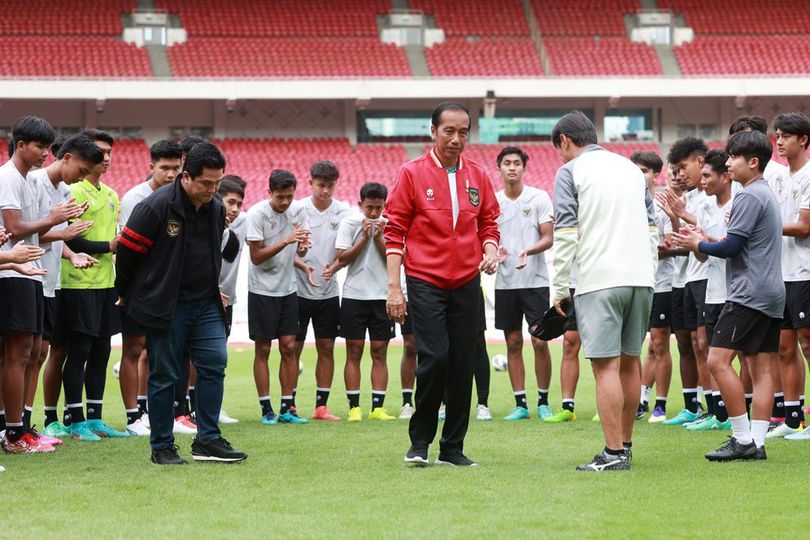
top-left (648, 291), bottom-right (673, 329)
top-left (671, 287), bottom-right (686, 332)
top-left (0, 278), bottom-right (44, 335)
top-left (43, 292), bottom-right (60, 342)
top-left (783, 281), bottom-right (810, 330)
top-left (248, 292), bottom-right (299, 341)
top-left (225, 305), bottom-right (233, 338)
top-left (340, 298), bottom-right (394, 341)
top-left (296, 296), bottom-right (340, 342)
top-left (56, 288), bottom-right (120, 338)
top-left (567, 288), bottom-right (578, 332)
top-left (704, 302), bottom-right (723, 340)
top-left (119, 304), bottom-right (146, 336)
top-left (684, 279), bottom-right (707, 331)
top-left (494, 287), bottom-right (549, 332)
top-left (711, 302), bottom-right (781, 355)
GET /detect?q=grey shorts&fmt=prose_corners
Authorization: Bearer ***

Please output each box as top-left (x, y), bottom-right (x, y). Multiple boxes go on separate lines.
top-left (575, 286), bottom-right (653, 359)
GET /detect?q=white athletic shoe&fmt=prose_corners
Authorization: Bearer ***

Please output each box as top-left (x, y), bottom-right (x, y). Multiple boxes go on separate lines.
top-left (173, 416), bottom-right (198, 434)
top-left (476, 404), bottom-right (493, 421)
top-left (766, 423), bottom-right (801, 439)
top-left (399, 403), bottom-right (414, 420)
top-left (438, 404), bottom-right (446, 421)
top-left (0, 465), bottom-right (5, 473)
top-left (218, 410), bottom-right (239, 424)
top-left (784, 425), bottom-right (810, 440)
top-left (126, 418), bottom-right (150, 437)
top-left (141, 415), bottom-right (150, 429)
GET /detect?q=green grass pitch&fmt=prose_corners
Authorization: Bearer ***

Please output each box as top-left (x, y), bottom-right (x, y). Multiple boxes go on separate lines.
top-left (6, 342), bottom-right (809, 539)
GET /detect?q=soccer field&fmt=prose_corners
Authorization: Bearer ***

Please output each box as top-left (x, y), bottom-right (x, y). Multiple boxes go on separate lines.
top-left (7, 342), bottom-right (809, 539)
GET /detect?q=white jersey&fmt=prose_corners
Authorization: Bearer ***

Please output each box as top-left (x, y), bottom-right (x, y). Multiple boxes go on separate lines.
top-left (685, 188), bottom-right (711, 283)
top-left (295, 197), bottom-right (350, 300)
top-left (769, 160), bottom-right (810, 282)
top-left (219, 212), bottom-right (246, 306)
top-left (119, 180), bottom-right (154, 226)
top-left (0, 160), bottom-right (43, 280)
top-left (653, 205), bottom-right (674, 293)
top-left (495, 186), bottom-right (553, 290)
top-left (765, 159), bottom-right (788, 184)
top-left (335, 212), bottom-right (388, 301)
top-left (704, 197), bottom-right (733, 304)
top-left (31, 169), bottom-right (72, 297)
top-left (246, 200), bottom-right (309, 297)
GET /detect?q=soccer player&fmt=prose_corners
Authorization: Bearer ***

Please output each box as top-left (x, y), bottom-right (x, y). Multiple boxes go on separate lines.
top-left (630, 151), bottom-right (673, 423)
top-left (676, 130), bottom-right (783, 461)
top-left (337, 182), bottom-right (396, 422)
top-left (59, 128), bottom-right (129, 440)
top-left (492, 146), bottom-right (554, 421)
top-left (551, 111), bottom-right (657, 471)
top-left (768, 113), bottom-right (810, 439)
top-left (247, 169), bottom-right (310, 425)
top-left (293, 161), bottom-right (350, 421)
top-left (0, 116), bottom-right (85, 453)
top-left (31, 135), bottom-right (103, 439)
top-left (117, 139), bottom-right (183, 436)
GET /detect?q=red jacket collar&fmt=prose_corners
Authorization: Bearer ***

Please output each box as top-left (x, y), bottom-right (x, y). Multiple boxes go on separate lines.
top-left (428, 147), bottom-right (464, 171)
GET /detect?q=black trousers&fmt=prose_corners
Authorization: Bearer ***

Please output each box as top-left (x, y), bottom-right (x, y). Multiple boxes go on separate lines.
top-left (407, 274), bottom-right (479, 456)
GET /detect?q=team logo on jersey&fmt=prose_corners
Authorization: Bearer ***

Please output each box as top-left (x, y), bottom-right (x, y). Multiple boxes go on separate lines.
top-left (167, 219), bottom-right (182, 238)
top-left (793, 186), bottom-right (801, 200)
top-left (109, 201), bottom-right (115, 213)
top-left (522, 207), bottom-right (532, 217)
top-left (468, 187), bottom-right (480, 207)
top-left (329, 221), bottom-right (339, 230)
top-left (426, 188), bottom-right (434, 201)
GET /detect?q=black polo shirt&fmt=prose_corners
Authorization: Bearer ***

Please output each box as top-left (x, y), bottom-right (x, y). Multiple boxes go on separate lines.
top-left (178, 188), bottom-right (216, 301)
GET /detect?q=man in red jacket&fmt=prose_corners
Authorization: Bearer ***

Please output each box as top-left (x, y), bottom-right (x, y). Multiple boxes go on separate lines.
top-left (385, 102), bottom-right (500, 467)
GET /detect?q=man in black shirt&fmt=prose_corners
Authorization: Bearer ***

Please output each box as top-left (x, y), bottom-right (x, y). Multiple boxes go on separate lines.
top-left (115, 142), bottom-right (246, 465)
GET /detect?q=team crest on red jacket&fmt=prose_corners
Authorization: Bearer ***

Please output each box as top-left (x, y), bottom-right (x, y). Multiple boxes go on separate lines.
top-left (426, 188), bottom-right (434, 201)
top-left (468, 187), bottom-right (480, 207)
top-left (167, 219), bottom-right (182, 237)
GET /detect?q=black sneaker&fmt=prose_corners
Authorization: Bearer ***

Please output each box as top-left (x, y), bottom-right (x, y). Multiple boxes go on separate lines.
top-left (754, 445), bottom-right (767, 461)
top-left (151, 445), bottom-right (188, 465)
top-left (704, 437), bottom-right (758, 462)
top-left (636, 403), bottom-right (648, 420)
top-left (622, 445), bottom-right (633, 463)
top-left (191, 437), bottom-right (247, 463)
top-left (435, 453), bottom-right (478, 467)
top-left (576, 451), bottom-right (629, 471)
top-left (404, 445), bottom-right (429, 466)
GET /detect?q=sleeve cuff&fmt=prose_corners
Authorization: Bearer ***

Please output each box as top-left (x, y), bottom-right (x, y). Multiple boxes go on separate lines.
top-left (386, 248), bottom-right (404, 257)
top-left (482, 239), bottom-right (498, 251)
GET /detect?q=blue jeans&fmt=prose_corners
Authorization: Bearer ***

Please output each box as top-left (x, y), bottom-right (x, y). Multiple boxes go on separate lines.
top-left (146, 298), bottom-right (227, 451)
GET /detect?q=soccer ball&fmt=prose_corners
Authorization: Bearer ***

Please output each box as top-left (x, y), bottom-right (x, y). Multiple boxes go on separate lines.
top-left (492, 354), bottom-right (508, 372)
top-left (299, 360), bottom-right (304, 374)
top-left (113, 361), bottom-right (121, 378)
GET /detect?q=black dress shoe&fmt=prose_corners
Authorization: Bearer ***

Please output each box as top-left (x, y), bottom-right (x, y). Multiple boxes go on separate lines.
top-left (435, 453), bottom-right (478, 467)
top-left (404, 445), bottom-right (429, 465)
top-left (151, 445), bottom-right (188, 465)
top-left (191, 437), bottom-right (247, 462)
top-left (705, 437), bottom-right (758, 462)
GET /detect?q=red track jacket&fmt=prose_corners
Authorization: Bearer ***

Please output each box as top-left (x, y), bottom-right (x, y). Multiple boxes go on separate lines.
top-left (384, 148), bottom-right (500, 290)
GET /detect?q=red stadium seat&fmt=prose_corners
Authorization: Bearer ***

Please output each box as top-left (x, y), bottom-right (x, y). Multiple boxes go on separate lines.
top-left (425, 38), bottom-right (543, 77)
top-left (532, 0), bottom-right (640, 37)
top-left (545, 37), bottom-right (662, 76)
top-left (0, 0), bottom-right (135, 36)
top-left (410, 0), bottom-right (530, 37)
top-left (658, 0), bottom-right (810, 35)
top-left (674, 36), bottom-right (810, 76)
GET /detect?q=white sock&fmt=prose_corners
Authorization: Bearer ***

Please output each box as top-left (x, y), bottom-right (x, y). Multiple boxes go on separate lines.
top-left (729, 414), bottom-right (752, 445)
top-left (751, 420), bottom-right (769, 448)
top-left (641, 385), bottom-right (652, 405)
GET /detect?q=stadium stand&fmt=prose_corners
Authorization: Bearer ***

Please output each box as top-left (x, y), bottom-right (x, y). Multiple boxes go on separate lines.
top-left (658, 0), bottom-right (810, 35)
top-left (424, 38), bottom-right (544, 77)
top-left (0, 0), bottom-right (134, 36)
top-left (544, 37), bottom-right (662, 76)
top-left (673, 35), bottom-right (810, 76)
top-left (531, 0), bottom-right (639, 37)
top-left (410, 0), bottom-right (530, 37)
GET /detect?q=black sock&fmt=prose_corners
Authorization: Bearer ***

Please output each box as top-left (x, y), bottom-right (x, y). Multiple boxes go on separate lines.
top-left (44, 407), bottom-right (59, 427)
top-left (714, 393), bottom-right (729, 422)
top-left (347, 392), bottom-right (360, 409)
top-left (137, 395), bottom-right (148, 416)
top-left (562, 400), bottom-right (575, 413)
top-left (372, 391), bottom-right (386, 410)
top-left (801, 396), bottom-right (806, 422)
top-left (5, 423), bottom-right (25, 442)
top-left (188, 386), bottom-right (196, 415)
top-left (772, 392), bottom-right (785, 419)
top-left (744, 394), bottom-right (753, 417)
top-left (478, 395), bottom-right (489, 407)
top-left (87, 400), bottom-right (103, 421)
top-left (316, 388), bottom-right (331, 408)
top-left (126, 408), bottom-right (140, 425)
top-left (785, 401), bottom-right (801, 429)
top-left (259, 397), bottom-right (273, 416)
top-left (537, 389), bottom-right (549, 407)
top-left (280, 396), bottom-right (294, 415)
top-left (63, 407), bottom-right (72, 427)
top-left (67, 403), bottom-right (85, 424)
top-left (0, 409), bottom-right (6, 431)
top-left (173, 399), bottom-right (186, 418)
top-left (705, 393), bottom-right (715, 417)
top-left (514, 392), bottom-right (528, 410)
top-left (292, 388), bottom-right (297, 408)
top-left (683, 389), bottom-right (699, 413)
top-left (604, 446), bottom-right (623, 456)
top-left (623, 441), bottom-right (632, 449)
top-left (654, 398), bottom-right (667, 412)
top-left (23, 406), bottom-right (32, 430)
top-left (402, 389), bottom-right (413, 407)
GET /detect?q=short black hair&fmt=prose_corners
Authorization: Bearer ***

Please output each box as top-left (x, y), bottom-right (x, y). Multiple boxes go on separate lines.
top-left (7, 138), bottom-right (14, 159)
top-left (218, 178), bottom-right (245, 199)
top-left (221, 174), bottom-right (246, 189)
top-left (703, 149), bottom-right (729, 175)
top-left (12, 116), bottom-right (55, 150)
top-left (50, 134), bottom-right (68, 157)
top-left (728, 115), bottom-right (768, 135)
top-left (150, 139), bottom-right (183, 163)
top-left (183, 141), bottom-right (226, 179)
top-left (630, 150), bottom-right (663, 174)
top-left (81, 128), bottom-right (114, 147)
top-left (56, 134), bottom-right (104, 164)
top-left (310, 160), bottom-right (340, 182)
top-left (431, 102), bottom-right (470, 129)
top-left (773, 112), bottom-right (810, 149)
top-left (725, 131), bottom-right (772, 173)
top-left (552, 110), bottom-right (597, 148)
top-left (179, 135), bottom-right (207, 156)
top-left (269, 169), bottom-right (296, 191)
top-left (360, 182), bottom-right (388, 201)
top-left (667, 137), bottom-right (708, 164)
top-left (496, 146), bottom-right (529, 167)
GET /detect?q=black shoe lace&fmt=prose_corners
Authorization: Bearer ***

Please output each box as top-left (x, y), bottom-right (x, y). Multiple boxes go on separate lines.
top-left (714, 436), bottom-right (735, 451)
